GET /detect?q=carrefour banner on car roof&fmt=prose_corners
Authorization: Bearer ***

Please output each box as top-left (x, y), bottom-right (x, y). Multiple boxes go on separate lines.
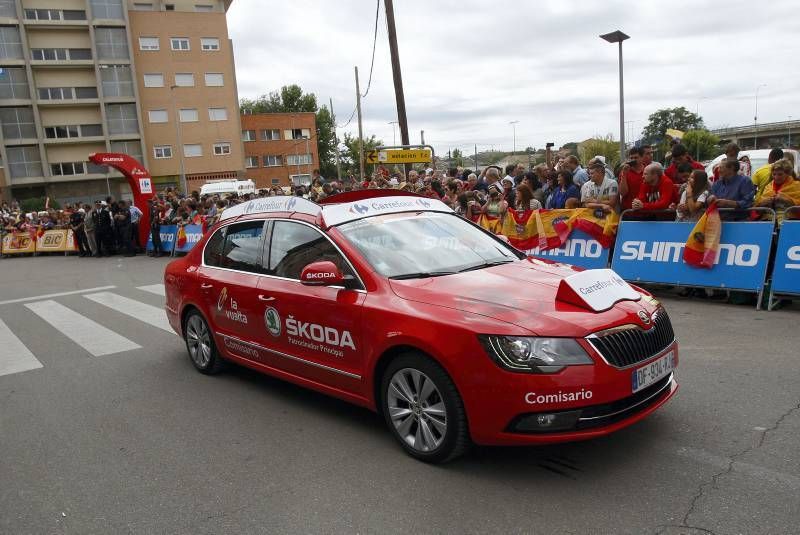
top-left (524, 230), bottom-right (610, 270)
top-left (771, 221), bottom-right (800, 295)
top-left (611, 221), bottom-right (773, 291)
top-left (173, 225), bottom-right (203, 253)
top-left (146, 225), bottom-right (177, 253)
top-left (323, 196), bottom-right (453, 226)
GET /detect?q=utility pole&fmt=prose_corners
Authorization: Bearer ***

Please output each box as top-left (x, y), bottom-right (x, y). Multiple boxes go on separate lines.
top-left (330, 97), bottom-right (342, 182)
top-left (355, 66), bottom-right (365, 181)
top-left (474, 144), bottom-right (478, 171)
top-left (384, 0), bottom-right (410, 174)
top-left (420, 130), bottom-right (425, 145)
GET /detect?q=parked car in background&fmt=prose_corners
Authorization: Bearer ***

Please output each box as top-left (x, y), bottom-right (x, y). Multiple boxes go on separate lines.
top-left (705, 149), bottom-right (800, 178)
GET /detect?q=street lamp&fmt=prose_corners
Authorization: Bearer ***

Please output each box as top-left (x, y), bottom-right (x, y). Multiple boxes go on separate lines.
top-left (600, 30), bottom-right (630, 164)
top-left (388, 121), bottom-right (398, 145)
top-left (754, 83), bottom-right (767, 149)
top-left (169, 85), bottom-right (187, 194)
top-left (509, 120), bottom-right (519, 155)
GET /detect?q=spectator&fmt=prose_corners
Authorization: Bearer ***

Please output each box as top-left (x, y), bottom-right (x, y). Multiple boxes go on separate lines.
top-left (751, 148), bottom-right (784, 199)
top-left (114, 200), bottom-right (135, 257)
top-left (581, 162), bottom-right (619, 213)
top-left (756, 158), bottom-right (800, 221)
top-left (632, 162), bottom-right (675, 212)
top-left (548, 170), bottom-right (581, 209)
top-left (69, 207), bottom-right (90, 257)
top-left (129, 201), bottom-right (143, 253)
top-left (564, 155), bottom-right (589, 187)
top-left (589, 155), bottom-right (616, 182)
top-left (95, 201), bottom-right (115, 256)
top-left (83, 203), bottom-right (98, 257)
top-left (522, 171), bottom-right (545, 205)
top-left (482, 183), bottom-right (508, 226)
top-left (674, 162), bottom-right (693, 185)
top-left (515, 183), bottom-right (542, 211)
top-left (676, 170), bottom-right (711, 222)
top-left (665, 144), bottom-right (704, 183)
top-left (708, 158), bottom-right (754, 211)
top-left (501, 177), bottom-right (515, 205)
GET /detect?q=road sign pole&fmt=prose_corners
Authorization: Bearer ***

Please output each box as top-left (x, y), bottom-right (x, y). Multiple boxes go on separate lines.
top-left (385, 0), bottom-right (411, 176)
top-left (355, 66), bottom-right (365, 182)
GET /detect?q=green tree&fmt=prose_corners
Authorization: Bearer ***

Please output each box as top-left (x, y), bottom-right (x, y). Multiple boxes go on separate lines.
top-left (451, 148), bottom-right (464, 167)
top-left (641, 107), bottom-right (704, 146)
top-left (240, 84), bottom-right (337, 178)
top-left (682, 129), bottom-right (720, 162)
top-left (579, 134), bottom-right (621, 168)
top-left (339, 133), bottom-right (384, 176)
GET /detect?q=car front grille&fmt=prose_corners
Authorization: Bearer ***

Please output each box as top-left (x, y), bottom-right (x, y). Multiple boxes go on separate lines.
top-left (587, 309), bottom-right (675, 368)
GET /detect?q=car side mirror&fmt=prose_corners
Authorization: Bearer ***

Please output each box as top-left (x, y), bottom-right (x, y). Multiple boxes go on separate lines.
top-left (300, 261), bottom-right (344, 286)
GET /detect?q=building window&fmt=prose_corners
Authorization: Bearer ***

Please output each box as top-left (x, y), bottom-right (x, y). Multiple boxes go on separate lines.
top-left (95, 27), bottom-right (129, 59)
top-left (148, 109), bottom-right (168, 123)
top-left (110, 140), bottom-right (142, 162)
top-left (204, 73), bottom-right (223, 86)
top-left (81, 124), bottom-right (104, 136)
top-left (31, 48), bottom-right (91, 61)
top-left (89, 0), bottom-right (123, 20)
top-left (0, 68), bottom-right (30, 99)
top-left (208, 107), bottom-right (227, 121)
top-left (106, 103), bottom-right (138, 134)
top-left (143, 73), bottom-right (164, 87)
top-left (286, 154), bottom-right (312, 165)
top-left (0, 26), bottom-right (23, 59)
top-left (261, 129), bottom-right (280, 141)
top-left (183, 144), bottom-right (202, 157)
top-left (100, 65), bottom-right (133, 97)
top-left (174, 73), bottom-right (194, 87)
top-left (154, 145), bottom-right (172, 159)
top-left (44, 125), bottom-right (79, 139)
top-left (213, 142), bottom-right (230, 156)
top-left (7, 146), bottom-right (42, 178)
top-left (263, 155), bottom-right (282, 167)
top-left (286, 128), bottom-right (311, 140)
top-left (51, 162), bottom-right (86, 176)
top-left (170, 37), bottom-right (190, 51)
top-left (132, 3), bottom-right (154, 10)
top-left (179, 108), bottom-right (198, 122)
top-left (245, 156), bottom-right (258, 168)
top-left (138, 37), bottom-right (159, 51)
top-left (25, 9), bottom-right (61, 21)
top-left (0, 0), bottom-right (16, 18)
top-left (195, 4), bottom-right (214, 12)
top-left (164, 4), bottom-right (175, 11)
top-left (271, 179), bottom-right (280, 186)
top-left (242, 129), bottom-right (255, 142)
top-left (74, 87), bottom-right (99, 99)
top-left (200, 37), bottom-right (219, 50)
top-left (38, 87), bottom-right (72, 100)
top-left (0, 107), bottom-right (35, 139)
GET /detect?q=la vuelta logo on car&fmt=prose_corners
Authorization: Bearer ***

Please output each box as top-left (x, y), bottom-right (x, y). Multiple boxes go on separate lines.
top-left (217, 287), bottom-right (248, 324)
top-left (264, 307), bottom-right (355, 357)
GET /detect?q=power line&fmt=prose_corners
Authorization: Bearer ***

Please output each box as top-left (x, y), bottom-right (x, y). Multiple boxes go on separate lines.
top-left (336, 105), bottom-right (357, 129)
top-left (360, 0), bottom-right (380, 98)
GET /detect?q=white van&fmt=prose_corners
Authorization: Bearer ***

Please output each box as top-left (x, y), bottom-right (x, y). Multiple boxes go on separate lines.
top-left (199, 180), bottom-right (256, 197)
top-left (705, 149), bottom-right (800, 177)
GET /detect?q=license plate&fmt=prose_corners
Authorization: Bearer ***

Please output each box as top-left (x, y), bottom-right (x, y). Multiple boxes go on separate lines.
top-left (632, 351), bottom-right (675, 393)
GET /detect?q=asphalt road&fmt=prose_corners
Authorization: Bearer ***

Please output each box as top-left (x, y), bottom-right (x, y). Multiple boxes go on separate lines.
top-left (1, 255), bottom-right (798, 535)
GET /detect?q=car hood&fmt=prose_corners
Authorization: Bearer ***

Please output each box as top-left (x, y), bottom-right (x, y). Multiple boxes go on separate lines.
top-left (388, 258), bottom-right (656, 337)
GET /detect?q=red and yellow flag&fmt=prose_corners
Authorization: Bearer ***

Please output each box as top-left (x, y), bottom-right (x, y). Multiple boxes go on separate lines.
top-left (176, 225), bottom-right (187, 248)
top-left (477, 213), bottom-right (502, 233)
top-left (570, 209), bottom-right (620, 248)
top-left (683, 202), bottom-right (721, 268)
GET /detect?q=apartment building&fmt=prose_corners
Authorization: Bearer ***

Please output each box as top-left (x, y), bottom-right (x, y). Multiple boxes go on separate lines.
top-left (241, 112), bottom-right (319, 188)
top-left (0, 0), bottom-right (242, 204)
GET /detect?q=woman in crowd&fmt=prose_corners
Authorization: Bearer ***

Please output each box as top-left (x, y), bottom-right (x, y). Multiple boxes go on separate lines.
top-left (548, 170), bottom-right (580, 209)
top-left (675, 170), bottom-right (711, 221)
top-left (756, 158), bottom-right (800, 221)
top-left (515, 183), bottom-right (542, 211)
top-left (482, 183), bottom-right (508, 228)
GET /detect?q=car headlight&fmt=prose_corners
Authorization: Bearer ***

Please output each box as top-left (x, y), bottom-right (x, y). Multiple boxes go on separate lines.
top-left (478, 335), bottom-right (593, 374)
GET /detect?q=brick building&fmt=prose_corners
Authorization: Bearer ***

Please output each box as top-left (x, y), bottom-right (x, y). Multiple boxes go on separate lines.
top-left (240, 111), bottom-right (318, 188)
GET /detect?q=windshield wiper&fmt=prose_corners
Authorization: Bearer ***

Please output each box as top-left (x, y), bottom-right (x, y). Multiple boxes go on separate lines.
top-left (388, 271), bottom-right (457, 280)
top-left (457, 259), bottom-right (516, 273)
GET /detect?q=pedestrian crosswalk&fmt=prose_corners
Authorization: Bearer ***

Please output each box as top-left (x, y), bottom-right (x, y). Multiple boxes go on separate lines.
top-left (0, 284), bottom-right (175, 378)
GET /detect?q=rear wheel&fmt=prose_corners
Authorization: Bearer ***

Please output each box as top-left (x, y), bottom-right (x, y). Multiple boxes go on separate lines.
top-left (381, 353), bottom-right (470, 463)
top-left (184, 311), bottom-right (225, 374)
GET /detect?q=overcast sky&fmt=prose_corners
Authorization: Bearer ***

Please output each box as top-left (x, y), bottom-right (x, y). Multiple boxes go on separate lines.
top-left (227, 0), bottom-right (798, 156)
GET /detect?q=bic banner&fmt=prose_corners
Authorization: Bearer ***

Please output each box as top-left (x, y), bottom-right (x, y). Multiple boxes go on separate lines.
top-left (36, 230), bottom-right (77, 253)
top-left (173, 225), bottom-right (203, 253)
top-left (523, 229), bottom-right (610, 270)
top-left (1, 232), bottom-right (36, 254)
top-left (146, 225), bottom-right (177, 253)
top-left (771, 221), bottom-right (800, 295)
top-left (611, 220), bottom-right (774, 292)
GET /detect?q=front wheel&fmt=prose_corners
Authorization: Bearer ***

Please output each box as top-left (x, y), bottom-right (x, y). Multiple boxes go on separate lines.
top-left (381, 353), bottom-right (470, 463)
top-left (184, 310), bottom-right (225, 374)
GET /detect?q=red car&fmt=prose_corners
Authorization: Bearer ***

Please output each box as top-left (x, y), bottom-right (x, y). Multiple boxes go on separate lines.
top-left (165, 191), bottom-right (678, 463)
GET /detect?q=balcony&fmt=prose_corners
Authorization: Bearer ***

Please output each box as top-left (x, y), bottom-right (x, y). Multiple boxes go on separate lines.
top-left (42, 124), bottom-right (105, 145)
top-left (36, 87), bottom-right (99, 106)
top-left (30, 48), bottom-right (93, 67)
top-left (23, 9), bottom-right (89, 28)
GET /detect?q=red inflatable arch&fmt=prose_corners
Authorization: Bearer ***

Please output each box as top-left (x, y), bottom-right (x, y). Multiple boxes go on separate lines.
top-left (88, 152), bottom-right (153, 247)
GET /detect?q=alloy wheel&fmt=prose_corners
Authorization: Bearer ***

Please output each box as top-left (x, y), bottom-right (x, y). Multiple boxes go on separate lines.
top-left (387, 368), bottom-right (447, 453)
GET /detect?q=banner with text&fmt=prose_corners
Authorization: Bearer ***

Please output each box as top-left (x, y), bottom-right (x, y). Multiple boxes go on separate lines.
top-left (611, 220), bottom-right (774, 291)
top-left (36, 229), bottom-right (76, 253)
top-left (1, 232), bottom-right (36, 254)
top-left (524, 230), bottom-right (610, 270)
top-left (146, 225), bottom-right (177, 253)
top-left (173, 225), bottom-right (203, 253)
top-left (771, 221), bottom-right (800, 296)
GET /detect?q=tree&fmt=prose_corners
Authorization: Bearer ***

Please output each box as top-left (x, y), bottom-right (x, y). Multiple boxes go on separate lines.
top-left (641, 107), bottom-right (704, 146)
top-left (339, 133), bottom-right (384, 176)
top-left (240, 84), bottom-right (337, 178)
top-left (579, 134), bottom-right (621, 168)
top-left (682, 129), bottom-right (720, 162)
top-left (451, 148), bottom-right (464, 167)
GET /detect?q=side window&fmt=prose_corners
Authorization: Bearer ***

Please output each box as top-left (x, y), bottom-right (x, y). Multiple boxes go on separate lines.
top-left (268, 221), bottom-right (354, 280)
top-left (219, 221), bottom-right (265, 273)
top-left (203, 226), bottom-right (226, 267)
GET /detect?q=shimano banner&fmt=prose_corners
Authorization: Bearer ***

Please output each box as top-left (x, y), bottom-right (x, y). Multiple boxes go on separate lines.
top-left (173, 225), bottom-right (204, 254)
top-left (146, 225), bottom-right (177, 253)
top-left (771, 221), bottom-right (800, 296)
top-left (525, 230), bottom-right (610, 270)
top-left (611, 221), bottom-right (774, 291)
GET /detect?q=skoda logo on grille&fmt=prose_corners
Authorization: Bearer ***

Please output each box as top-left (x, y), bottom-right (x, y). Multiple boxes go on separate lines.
top-left (637, 310), bottom-right (651, 325)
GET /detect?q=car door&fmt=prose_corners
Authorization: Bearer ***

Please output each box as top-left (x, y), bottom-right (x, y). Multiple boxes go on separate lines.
top-left (197, 220), bottom-right (267, 355)
top-left (254, 219), bottom-right (366, 393)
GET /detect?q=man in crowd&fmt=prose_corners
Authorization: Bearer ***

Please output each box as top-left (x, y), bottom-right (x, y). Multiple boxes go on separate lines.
top-left (83, 202), bottom-right (98, 257)
top-left (95, 200), bottom-right (115, 256)
top-left (751, 148), bottom-right (784, 199)
top-left (148, 197), bottom-right (165, 257)
top-left (312, 169), bottom-right (325, 185)
top-left (129, 201), bottom-right (143, 253)
top-left (581, 162), bottom-right (618, 213)
top-left (665, 144), bottom-right (704, 183)
top-left (632, 162), bottom-right (675, 212)
top-left (114, 200), bottom-right (134, 257)
top-left (708, 159), bottom-right (754, 211)
top-left (618, 147), bottom-right (645, 211)
top-left (69, 207), bottom-right (90, 257)
top-left (564, 155), bottom-right (589, 187)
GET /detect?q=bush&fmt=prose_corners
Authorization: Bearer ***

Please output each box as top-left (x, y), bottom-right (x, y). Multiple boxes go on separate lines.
top-left (19, 197), bottom-right (60, 213)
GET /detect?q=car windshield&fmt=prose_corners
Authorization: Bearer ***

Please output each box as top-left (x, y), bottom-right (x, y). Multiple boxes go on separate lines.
top-left (336, 212), bottom-right (521, 278)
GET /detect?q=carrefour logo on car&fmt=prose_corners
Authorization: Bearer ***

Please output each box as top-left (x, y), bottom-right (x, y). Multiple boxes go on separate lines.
top-left (620, 241), bottom-right (760, 266)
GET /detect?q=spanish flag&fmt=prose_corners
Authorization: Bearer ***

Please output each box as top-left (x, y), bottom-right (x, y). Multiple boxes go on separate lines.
top-left (535, 209), bottom-right (575, 250)
top-left (176, 225), bottom-right (188, 248)
top-left (683, 202), bottom-right (721, 268)
top-left (477, 214), bottom-right (502, 233)
top-left (501, 209), bottom-right (539, 250)
top-left (571, 209), bottom-right (620, 248)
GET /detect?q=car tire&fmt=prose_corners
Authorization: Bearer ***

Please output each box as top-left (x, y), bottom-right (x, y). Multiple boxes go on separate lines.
top-left (184, 310), bottom-right (225, 375)
top-left (381, 353), bottom-right (470, 463)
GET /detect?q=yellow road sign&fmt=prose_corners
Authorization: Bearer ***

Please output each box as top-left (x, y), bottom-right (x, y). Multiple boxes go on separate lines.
top-left (365, 149), bottom-right (432, 164)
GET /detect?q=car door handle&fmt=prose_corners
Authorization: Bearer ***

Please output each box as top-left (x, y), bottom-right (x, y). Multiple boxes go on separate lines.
top-left (200, 283), bottom-right (213, 289)
top-left (258, 295), bottom-right (275, 302)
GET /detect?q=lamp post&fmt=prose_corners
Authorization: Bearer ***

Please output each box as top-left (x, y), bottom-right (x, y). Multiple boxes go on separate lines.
top-left (388, 121), bottom-right (398, 145)
top-left (600, 30), bottom-right (630, 164)
top-left (754, 83), bottom-right (767, 149)
top-left (509, 120), bottom-right (519, 155)
top-left (169, 85), bottom-right (187, 194)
